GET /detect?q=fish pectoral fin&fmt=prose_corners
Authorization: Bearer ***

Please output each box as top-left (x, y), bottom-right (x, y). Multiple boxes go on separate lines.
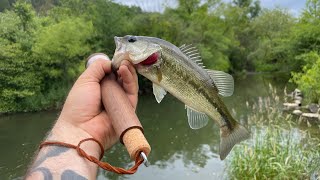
top-left (153, 83), bottom-right (167, 103)
top-left (185, 105), bottom-right (209, 129)
top-left (219, 123), bottom-right (250, 160)
top-left (207, 70), bottom-right (234, 97)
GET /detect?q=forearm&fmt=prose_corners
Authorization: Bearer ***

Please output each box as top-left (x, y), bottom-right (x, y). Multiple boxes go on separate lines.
top-left (25, 121), bottom-right (102, 180)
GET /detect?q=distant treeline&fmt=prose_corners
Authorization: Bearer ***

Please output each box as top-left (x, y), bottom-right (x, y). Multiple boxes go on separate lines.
top-left (0, 0), bottom-right (319, 112)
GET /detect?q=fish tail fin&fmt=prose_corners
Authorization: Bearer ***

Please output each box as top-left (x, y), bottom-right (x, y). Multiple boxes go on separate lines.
top-left (219, 123), bottom-right (250, 160)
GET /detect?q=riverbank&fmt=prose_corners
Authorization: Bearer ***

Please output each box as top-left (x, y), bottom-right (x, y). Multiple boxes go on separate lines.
top-left (227, 85), bottom-right (320, 179)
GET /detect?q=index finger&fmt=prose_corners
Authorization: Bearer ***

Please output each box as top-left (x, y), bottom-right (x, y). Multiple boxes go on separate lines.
top-left (120, 60), bottom-right (138, 84)
top-left (118, 63), bottom-right (139, 95)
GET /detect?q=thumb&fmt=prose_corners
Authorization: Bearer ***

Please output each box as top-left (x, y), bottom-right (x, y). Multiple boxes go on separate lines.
top-left (77, 54), bottom-right (112, 83)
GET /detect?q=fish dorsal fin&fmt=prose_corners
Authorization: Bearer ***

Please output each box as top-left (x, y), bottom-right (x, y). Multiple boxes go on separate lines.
top-left (179, 44), bottom-right (205, 68)
top-left (185, 105), bottom-right (209, 129)
top-left (207, 70), bottom-right (234, 97)
top-left (153, 83), bottom-right (167, 103)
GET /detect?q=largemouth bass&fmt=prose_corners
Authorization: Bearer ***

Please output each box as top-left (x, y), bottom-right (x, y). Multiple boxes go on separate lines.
top-left (112, 35), bottom-right (250, 160)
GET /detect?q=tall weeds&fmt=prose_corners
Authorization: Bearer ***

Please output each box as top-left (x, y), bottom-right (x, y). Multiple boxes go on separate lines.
top-left (227, 84), bottom-right (320, 179)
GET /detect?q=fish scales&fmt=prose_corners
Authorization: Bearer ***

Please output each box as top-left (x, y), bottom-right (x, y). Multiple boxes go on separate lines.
top-left (157, 48), bottom-right (225, 125)
top-left (167, 46), bottom-right (235, 129)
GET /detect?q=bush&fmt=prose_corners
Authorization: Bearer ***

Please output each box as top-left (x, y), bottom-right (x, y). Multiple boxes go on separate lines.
top-left (291, 51), bottom-right (320, 103)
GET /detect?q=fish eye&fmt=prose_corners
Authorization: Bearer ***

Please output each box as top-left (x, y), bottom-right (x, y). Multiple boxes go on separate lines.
top-left (128, 36), bottom-right (137, 43)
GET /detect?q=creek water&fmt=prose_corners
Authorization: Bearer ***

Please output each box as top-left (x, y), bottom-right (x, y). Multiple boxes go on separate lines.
top-left (0, 74), bottom-right (318, 180)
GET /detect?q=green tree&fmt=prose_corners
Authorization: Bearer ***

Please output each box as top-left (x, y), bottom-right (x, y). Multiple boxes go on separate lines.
top-left (0, 3), bottom-right (40, 112)
top-left (222, 0), bottom-right (261, 71)
top-left (159, 0), bottom-right (234, 71)
top-left (32, 17), bottom-right (94, 86)
top-left (302, 0), bottom-right (320, 20)
top-left (285, 0), bottom-right (320, 73)
top-left (248, 9), bottom-right (295, 71)
top-left (294, 0), bottom-right (320, 54)
top-left (13, 1), bottom-right (36, 31)
top-left (288, 0), bottom-right (320, 102)
top-left (187, 3), bottom-right (233, 71)
top-left (232, 0), bottom-right (261, 19)
top-left (85, 0), bottom-right (141, 54)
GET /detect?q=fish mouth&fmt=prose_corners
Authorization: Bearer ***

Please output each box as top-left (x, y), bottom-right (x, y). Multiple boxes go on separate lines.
top-left (112, 36), bottom-right (130, 70)
top-left (138, 52), bottom-right (160, 66)
top-left (112, 36), bottom-right (161, 70)
top-left (114, 36), bottom-right (122, 51)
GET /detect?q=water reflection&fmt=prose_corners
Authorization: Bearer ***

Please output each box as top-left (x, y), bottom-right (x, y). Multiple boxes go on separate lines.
top-left (0, 74), bottom-right (316, 180)
top-left (0, 111), bottom-right (58, 179)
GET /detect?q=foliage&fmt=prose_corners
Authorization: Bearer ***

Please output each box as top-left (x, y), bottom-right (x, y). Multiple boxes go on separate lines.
top-left (302, 0), bottom-right (320, 20)
top-left (291, 52), bottom-right (320, 103)
top-left (248, 8), bottom-right (295, 72)
top-left (0, 2), bottom-right (40, 112)
top-left (32, 17), bottom-right (93, 82)
top-left (174, 0), bottom-right (234, 71)
top-left (289, 0), bottom-right (320, 103)
top-left (0, 1), bottom-right (95, 112)
top-left (13, 0), bottom-right (36, 31)
top-left (86, 0), bottom-right (140, 54)
top-left (227, 85), bottom-right (320, 179)
top-left (219, 0), bottom-right (261, 71)
top-left (0, 0), bottom-right (320, 112)
top-left (232, 0), bottom-right (261, 19)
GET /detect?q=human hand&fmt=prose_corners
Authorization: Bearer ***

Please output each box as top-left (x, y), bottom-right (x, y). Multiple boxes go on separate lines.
top-left (54, 54), bottom-right (138, 150)
top-left (26, 54), bottom-right (138, 179)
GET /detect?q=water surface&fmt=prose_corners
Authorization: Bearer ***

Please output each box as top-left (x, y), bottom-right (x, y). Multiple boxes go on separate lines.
top-left (0, 74), bottom-right (317, 179)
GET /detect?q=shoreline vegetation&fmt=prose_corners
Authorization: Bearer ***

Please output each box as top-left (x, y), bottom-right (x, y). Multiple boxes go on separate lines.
top-left (0, 0), bottom-right (320, 113)
top-left (227, 85), bottom-right (320, 179)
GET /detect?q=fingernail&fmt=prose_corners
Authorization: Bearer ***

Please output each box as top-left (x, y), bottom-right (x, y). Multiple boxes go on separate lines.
top-left (86, 53), bottom-right (110, 68)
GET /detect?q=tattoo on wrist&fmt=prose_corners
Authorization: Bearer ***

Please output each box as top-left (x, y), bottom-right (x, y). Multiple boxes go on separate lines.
top-left (28, 168), bottom-right (88, 180)
top-left (32, 146), bottom-right (69, 168)
top-left (26, 146), bottom-right (70, 178)
top-left (61, 170), bottom-right (88, 180)
top-left (26, 131), bottom-right (91, 179)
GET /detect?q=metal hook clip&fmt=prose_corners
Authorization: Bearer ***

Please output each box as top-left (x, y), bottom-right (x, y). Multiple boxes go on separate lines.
top-left (140, 152), bottom-right (150, 167)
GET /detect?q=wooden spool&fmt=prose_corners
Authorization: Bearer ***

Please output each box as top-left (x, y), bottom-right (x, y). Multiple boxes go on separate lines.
top-left (100, 73), bottom-right (151, 160)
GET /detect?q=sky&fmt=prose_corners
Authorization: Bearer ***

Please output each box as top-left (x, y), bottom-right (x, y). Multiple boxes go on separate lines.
top-left (114, 0), bottom-right (307, 16)
top-left (249, 0), bottom-right (306, 15)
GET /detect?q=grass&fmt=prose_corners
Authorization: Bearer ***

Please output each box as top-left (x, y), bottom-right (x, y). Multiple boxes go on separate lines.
top-left (227, 84), bottom-right (320, 180)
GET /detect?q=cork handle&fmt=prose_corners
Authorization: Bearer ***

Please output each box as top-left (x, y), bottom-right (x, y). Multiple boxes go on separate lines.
top-left (100, 74), bottom-right (151, 160)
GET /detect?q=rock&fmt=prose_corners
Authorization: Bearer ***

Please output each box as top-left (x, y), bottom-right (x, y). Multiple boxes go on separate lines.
top-left (294, 96), bottom-right (303, 101)
top-left (283, 102), bottom-right (301, 110)
top-left (308, 103), bottom-right (319, 113)
top-left (294, 100), bottom-right (302, 106)
top-left (301, 112), bottom-right (319, 119)
top-left (292, 109), bottom-right (302, 115)
top-left (294, 88), bottom-right (302, 96)
top-left (287, 89), bottom-right (302, 97)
